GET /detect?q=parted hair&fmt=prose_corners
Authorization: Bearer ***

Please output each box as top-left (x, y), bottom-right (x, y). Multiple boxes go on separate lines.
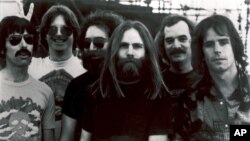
top-left (192, 14), bottom-right (250, 111)
top-left (192, 14), bottom-right (248, 74)
top-left (99, 20), bottom-right (167, 99)
top-left (39, 5), bottom-right (80, 50)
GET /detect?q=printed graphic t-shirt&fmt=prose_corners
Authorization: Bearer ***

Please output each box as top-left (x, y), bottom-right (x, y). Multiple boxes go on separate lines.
top-left (28, 56), bottom-right (86, 121)
top-left (0, 71), bottom-right (55, 141)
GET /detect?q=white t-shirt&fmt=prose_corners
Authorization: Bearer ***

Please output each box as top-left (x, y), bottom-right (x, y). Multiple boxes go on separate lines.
top-left (0, 71), bottom-right (55, 141)
top-left (28, 55), bottom-right (86, 140)
top-left (29, 56), bottom-right (86, 79)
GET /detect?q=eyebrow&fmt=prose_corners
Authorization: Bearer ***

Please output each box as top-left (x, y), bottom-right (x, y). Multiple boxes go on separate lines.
top-left (204, 37), bottom-right (229, 42)
top-left (119, 42), bottom-right (129, 46)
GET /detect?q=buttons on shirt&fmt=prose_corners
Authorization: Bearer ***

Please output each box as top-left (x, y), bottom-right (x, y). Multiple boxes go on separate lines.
top-left (225, 124), bottom-right (228, 128)
top-left (220, 101), bottom-right (224, 105)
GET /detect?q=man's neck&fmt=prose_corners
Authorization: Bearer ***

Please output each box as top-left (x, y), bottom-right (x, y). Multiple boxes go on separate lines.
top-left (2, 65), bottom-right (29, 82)
top-left (169, 62), bottom-right (193, 74)
top-left (49, 49), bottom-right (72, 62)
top-left (210, 65), bottom-right (238, 99)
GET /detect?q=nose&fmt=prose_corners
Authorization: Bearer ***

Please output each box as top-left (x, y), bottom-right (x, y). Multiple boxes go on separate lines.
top-left (20, 37), bottom-right (28, 48)
top-left (172, 39), bottom-right (181, 48)
top-left (89, 42), bottom-right (96, 51)
top-left (127, 45), bottom-right (134, 57)
top-left (56, 27), bottom-right (62, 36)
top-left (214, 42), bottom-right (222, 53)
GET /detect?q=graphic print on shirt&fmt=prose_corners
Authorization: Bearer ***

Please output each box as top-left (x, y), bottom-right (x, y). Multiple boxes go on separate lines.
top-left (0, 97), bottom-right (42, 141)
top-left (39, 69), bottom-right (73, 121)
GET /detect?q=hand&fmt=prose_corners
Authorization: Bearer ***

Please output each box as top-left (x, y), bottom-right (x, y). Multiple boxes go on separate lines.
top-left (16, 0), bottom-right (34, 21)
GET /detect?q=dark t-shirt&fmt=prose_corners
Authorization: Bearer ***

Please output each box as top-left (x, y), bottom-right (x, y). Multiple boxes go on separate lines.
top-left (62, 71), bottom-right (99, 120)
top-left (81, 80), bottom-right (171, 141)
top-left (162, 69), bottom-right (201, 97)
top-left (162, 69), bottom-right (202, 140)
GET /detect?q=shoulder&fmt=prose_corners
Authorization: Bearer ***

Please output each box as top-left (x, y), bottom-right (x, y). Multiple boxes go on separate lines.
top-left (30, 57), bottom-right (47, 65)
top-left (29, 75), bottom-right (53, 97)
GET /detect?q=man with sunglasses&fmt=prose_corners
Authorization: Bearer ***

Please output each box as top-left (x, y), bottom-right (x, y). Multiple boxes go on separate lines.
top-left (28, 5), bottom-right (86, 141)
top-left (0, 16), bottom-right (55, 141)
top-left (60, 10), bottom-right (124, 141)
top-left (155, 14), bottom-right (201, 140)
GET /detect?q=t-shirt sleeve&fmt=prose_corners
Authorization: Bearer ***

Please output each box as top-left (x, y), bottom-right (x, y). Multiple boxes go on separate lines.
top-left (62, 79), bottom-right (84, 120)
top-left (42, 88), bottom-right (56, 129)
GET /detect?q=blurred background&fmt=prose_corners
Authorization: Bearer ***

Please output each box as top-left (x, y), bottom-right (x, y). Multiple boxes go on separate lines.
top-left (1, 0), bottom-right (250, 71)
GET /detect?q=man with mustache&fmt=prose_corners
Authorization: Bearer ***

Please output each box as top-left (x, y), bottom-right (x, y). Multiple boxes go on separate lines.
top-left (28, 5), bottom-right (86, 140)
top-left (60, 10), bottom-right (123, 141)
top-left (189, 14), bottom-right (250, 141)
top-left (0, 16), bottom-right (55, 141)
top-left (155, 14), bottom-right (201, 140)
top-left (80, 20), bottom-right (171, 141)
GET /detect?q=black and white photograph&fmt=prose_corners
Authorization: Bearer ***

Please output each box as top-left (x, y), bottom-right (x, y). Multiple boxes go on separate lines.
top-left (0, 0), bottom-right (250, 141)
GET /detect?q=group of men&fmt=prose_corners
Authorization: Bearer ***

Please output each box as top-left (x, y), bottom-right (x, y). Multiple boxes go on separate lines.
top-left (0, 1), bottom-right (250, 141)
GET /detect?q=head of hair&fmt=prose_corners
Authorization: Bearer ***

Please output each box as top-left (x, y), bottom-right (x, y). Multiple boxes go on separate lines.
top-left (0, 16), bottom-right (36, 60)
top-left (39, 5), bottom-right (80, 50)
top-left (192, 14), bottom-right (248, 75)
top-left (155, 14), bottom-right (195, 70)
top-left (99, 20), bottom-right (165, 99)
top-left (78, 10), bottom-right (124, 50)
top-left (192, 14), bottom-right (250, 113)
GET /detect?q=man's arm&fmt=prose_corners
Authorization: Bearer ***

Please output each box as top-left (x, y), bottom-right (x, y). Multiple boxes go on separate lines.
top-left (43, 129), bottom-right (55, 141)
top-left (59, 114), bottom-right (78, 141)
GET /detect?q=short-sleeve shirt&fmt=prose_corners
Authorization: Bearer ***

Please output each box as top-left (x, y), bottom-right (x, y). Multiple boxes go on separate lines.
top-left (62, 71), bottom-right (99, 120)
top-left (0, 71), bottom-right (55, 141)
top-left (81, 80), bottom-right (172, 141)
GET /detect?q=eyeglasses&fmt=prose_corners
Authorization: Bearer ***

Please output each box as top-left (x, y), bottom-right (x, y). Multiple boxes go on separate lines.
top-left (81, 37), bottom-right (107, 49)
top-left (48, 25), bottom-right (73, 37)
top-left (7, 34), bottom-right (34, 46)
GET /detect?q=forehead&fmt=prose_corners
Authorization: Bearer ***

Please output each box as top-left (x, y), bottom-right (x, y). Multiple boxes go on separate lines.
top-left (121, 28), bottom-right (143, 43)
top-left (85, 25), bottom-right (108, 38)
top-left (164, 21), bottom-right (190, 37)
top-left (204, 28), bottom-right (229, 41)
top-left (51, 15), bottom-right (66, 26)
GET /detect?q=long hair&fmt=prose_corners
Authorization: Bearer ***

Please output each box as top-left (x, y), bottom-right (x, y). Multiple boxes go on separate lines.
top-left (192, 15), bottom-right (250, 107)
top-left (99, 20), bottom-right (166, 99)
top-left (39, 5), bottom-right (80, 50)
top-left (0, 16), bottom-right (36, 64)
top-left (192, 14), bottom-right (248, 74)
top-left (155, 14), bottom-right (195, 70)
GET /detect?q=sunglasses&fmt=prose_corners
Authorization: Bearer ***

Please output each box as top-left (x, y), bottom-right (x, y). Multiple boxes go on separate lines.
top-left (48, 26), bottom-right (73, 37)
top-left (7, 34), bottom-right (34, 46)
top-left (81, 37), bottom-right (107, 49)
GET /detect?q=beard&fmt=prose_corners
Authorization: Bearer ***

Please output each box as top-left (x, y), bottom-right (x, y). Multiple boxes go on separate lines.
top-left (81, 50), bottom-right (106, 73)
top-left (116, 57), bottom-right (145, 83)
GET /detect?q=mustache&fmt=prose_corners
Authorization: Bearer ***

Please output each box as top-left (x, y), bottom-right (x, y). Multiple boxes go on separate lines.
top-left (15, 48), bottom-right (32, 57)
top-left (121, 58), bottom-right (141, 64)
top-left (82, 50), bottom-right (106, 60)
top-left (169, 48), bottom-right (186, 55)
